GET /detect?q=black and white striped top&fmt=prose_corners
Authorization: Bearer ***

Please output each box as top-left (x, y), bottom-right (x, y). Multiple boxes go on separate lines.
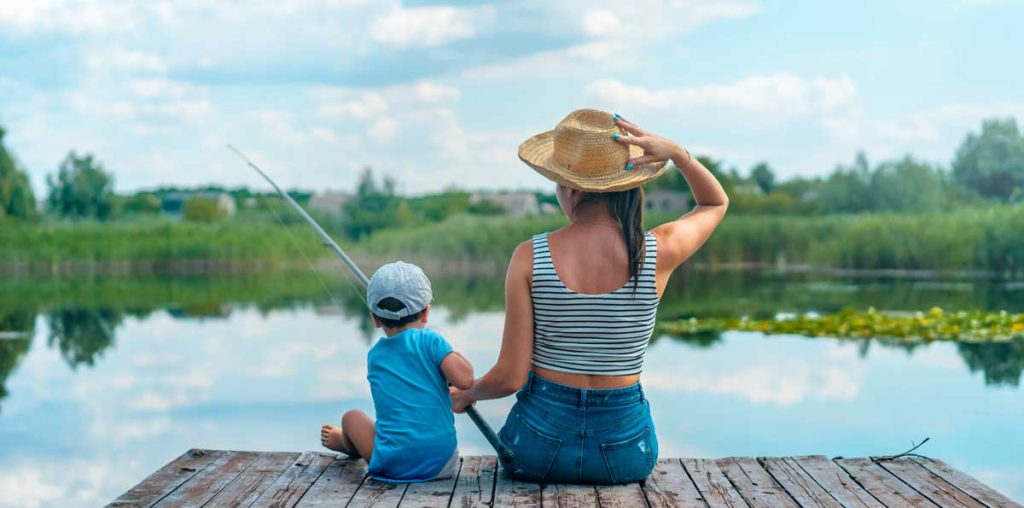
top-left (530, 232), bottom-right (659, 376)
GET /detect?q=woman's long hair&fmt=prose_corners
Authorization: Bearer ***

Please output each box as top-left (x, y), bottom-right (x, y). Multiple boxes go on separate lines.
top-left (574, 187), bottom-right (646, 292)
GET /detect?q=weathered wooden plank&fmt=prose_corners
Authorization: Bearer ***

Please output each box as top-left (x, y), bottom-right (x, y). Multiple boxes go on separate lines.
top-left (912, 457), bottom-right (1024, 508)
top-left (493, 463), bottom-right (542, 507)
top-left (542, 483), bottom-right (599, 507)
top-left (202, 452), bottom-right (299, 507)
top-left (834, 458), bottom-right (939, 508)
top-left (107, 449), bottom-right (224, 508)
top-left (250, 452), bottom-right (336, 508)
top-left (152, 451), bottom-right (261, 508)
top-left (295, 458), bottom-right (367, 508)
top-left (759, 457), bottom-right (842, 508)
top-left (450, 456), bottom-right (497, 508)
top-left (114, 453), bottom-right (1020, 508)
top-left (399, 459), bottom-right (461, 508)
top-left (876, 458), bottom-right (986, 508)
top-left (346, 477), bottom-right (407, 507)
top-left (641, 458), bottom-right (705, 508)
top-left (790, 455), bottom-right (883, 508)
top-left (597, 483), bottom-right (648, 508)
top-left (681, 458), bottom-right (747, 508)
top-left (715, 457), bottom-right (797, 508)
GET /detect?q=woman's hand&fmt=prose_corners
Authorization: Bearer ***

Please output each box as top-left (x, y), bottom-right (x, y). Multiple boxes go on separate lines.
top-left (450, 386), bottom-right (476, 414)
top-left (613, 115), bottom-right (688, 167)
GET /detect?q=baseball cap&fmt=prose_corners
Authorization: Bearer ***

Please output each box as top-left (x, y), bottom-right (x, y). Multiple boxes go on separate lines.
top-left (366, 261), bottom-right (433, 320)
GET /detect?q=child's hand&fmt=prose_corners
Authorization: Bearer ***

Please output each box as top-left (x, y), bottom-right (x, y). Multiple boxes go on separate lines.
top-left (449, 386), bottom-right (475, 413)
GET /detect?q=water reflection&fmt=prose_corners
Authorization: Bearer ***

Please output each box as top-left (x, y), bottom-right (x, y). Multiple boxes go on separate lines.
top-left (1, 272), bottom-right (1023, 505)
top-left (0, 310), bottom-right (33, 411)
top-left (46, 309), bottom-right (119, 370)
top-left (2, 271), bottom-right (1023, 415)
top-left (959, 341), bottom-right (1024, 386)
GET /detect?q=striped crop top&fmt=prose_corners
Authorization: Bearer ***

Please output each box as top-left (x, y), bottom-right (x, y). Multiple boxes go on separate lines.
top-left (530, 232), bottom-right (660, 376)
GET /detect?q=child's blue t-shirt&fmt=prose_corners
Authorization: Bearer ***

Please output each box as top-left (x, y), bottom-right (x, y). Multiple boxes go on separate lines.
top-left (366, 328), bottom-right (456, 483)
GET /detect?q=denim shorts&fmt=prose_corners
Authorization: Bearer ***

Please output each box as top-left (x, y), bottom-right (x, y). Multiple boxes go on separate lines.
top-left (497, 372), bottom-right (658, 484)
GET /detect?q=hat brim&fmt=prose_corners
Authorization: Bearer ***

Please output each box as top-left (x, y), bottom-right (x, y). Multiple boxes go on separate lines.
top-left (518, 130), bottom-right (669, 193)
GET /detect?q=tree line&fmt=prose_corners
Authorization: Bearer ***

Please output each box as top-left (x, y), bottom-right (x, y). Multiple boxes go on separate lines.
top-left (2, 117), bottom-right (1023, 229)
top-left (648, 118), bottom-right (1024, 215)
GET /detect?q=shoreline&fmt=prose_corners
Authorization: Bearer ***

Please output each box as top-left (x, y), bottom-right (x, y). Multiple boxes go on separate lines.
top-left (2, 257), bottom-right (1022, 282)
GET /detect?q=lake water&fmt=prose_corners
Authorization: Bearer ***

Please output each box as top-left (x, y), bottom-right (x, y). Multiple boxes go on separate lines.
top-left (0, 272), bottom-right (1022, 507)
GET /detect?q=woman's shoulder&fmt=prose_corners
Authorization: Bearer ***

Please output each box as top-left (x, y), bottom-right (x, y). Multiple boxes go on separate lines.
top-left (511, 239), bottom-right (534, 264)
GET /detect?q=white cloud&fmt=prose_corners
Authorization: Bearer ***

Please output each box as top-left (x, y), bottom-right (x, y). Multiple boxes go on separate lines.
top-left (126, 78), bottom-right (194, 100)
top-left (0, 0), bottom-right (139, 35)
top-left (369, 5), bottom-right (495, 48)
top-left (412, 82), bottom-right (461, 103)
top-left (316, 91), bottom-right (389, 120)
top-left (585, 74), bottom-right (858, 119)
top-left (368, 116), bottom-right (398, 142)
top-left (549, 0), bottom-right (759, 41)
top-left (459, 42), bottom-right (622, 81)
top-left (84, 47), bottom-right (168, 74)
top-left (960, 0), bottom-right (1024, 6)
top-left (460, 1), bottom-right (757, 82)
top-left (643, 365), bottom-right (860, 405)
top-left (0, 465), bottom-right (64, 508)
top-left (581, 9), bottom-right (623, 37)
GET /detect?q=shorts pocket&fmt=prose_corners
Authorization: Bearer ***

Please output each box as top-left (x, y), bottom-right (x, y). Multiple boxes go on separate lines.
top-left (504, 411), bottom-right (563, 481)
top-left (600, 425), bottom-right (654, 484)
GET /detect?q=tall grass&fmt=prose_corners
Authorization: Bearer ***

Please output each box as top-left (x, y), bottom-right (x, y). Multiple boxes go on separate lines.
top-left (2, 205), bottom-right (1022, 275)
top-left (359, 205), bottom-right (1024, 276)
top-left (0, 217), bottom-right (323, 266)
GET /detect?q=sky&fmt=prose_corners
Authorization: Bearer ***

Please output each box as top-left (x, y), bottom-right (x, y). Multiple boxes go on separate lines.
top-left (1, 0), bottom-right (1022, 196)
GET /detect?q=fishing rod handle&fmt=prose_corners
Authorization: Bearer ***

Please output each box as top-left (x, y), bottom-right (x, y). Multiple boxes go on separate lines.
top-left (464, 405), bottom-right (516, 465)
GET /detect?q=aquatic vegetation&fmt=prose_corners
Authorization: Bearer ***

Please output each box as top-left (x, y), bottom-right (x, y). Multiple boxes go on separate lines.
top-left (659, 307), bottom-right (1024, 343)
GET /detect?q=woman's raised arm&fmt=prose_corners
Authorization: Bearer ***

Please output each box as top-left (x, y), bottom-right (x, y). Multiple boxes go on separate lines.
top-left (613, 116), bottom-right (729, 291)
top-left (451, 240), bottom-right (535, 412)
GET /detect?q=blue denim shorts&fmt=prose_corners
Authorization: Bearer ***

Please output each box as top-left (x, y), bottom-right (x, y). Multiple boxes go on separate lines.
top-left (498, 372), bottom-right (658, 484)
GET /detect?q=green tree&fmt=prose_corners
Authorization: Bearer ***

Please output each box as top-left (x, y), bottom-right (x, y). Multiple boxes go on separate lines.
top-left (407, 190), bottom-right (470, 222)
top-left (819, 152), bottom-right (873, 213)
top-left (0, 126), bottom-right (37, 220)
top-left (952, 118), bottom-right (1024, 201)
top-left (869, 156), bottom-right (947, 212)
top-left (182, 197), bottom-right (226, 222)
top-left (342, 167), bottom-right (412, 239)
top-left (467, 199), bottom-right (506, 216)
top-left (122, 192), bottom-right (162, 215)
top-left (46, 151), bottom-right (115, 220)
top-left (750, 162), bottom-right (775, 194)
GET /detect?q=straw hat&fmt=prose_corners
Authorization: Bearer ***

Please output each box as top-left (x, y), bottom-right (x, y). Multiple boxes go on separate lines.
top-left (518, 108), bottom-right (668, 192)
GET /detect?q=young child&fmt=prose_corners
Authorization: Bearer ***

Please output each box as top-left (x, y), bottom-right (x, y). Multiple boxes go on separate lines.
top-left (320, 261), bottom-right (474, 483)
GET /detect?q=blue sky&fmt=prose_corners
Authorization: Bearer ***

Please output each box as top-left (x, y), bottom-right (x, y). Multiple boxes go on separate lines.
top-left (1, 0), bottom-right (1022, 195)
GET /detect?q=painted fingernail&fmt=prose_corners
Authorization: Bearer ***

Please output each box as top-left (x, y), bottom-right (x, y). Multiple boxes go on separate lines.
top-left (611, 133), bottom-right (621, 140)
top-left (625, 163), bottom-right (635, 170)
top-left (612, 113), bottom-right (621, 121)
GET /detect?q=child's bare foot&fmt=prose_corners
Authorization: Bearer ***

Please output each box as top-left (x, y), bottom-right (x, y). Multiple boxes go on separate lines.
top-left (321, 424), bottom-right (356, 456)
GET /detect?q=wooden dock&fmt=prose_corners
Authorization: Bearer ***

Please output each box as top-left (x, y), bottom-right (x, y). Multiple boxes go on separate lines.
top-left (107, 450), bottom-right (1021, 507)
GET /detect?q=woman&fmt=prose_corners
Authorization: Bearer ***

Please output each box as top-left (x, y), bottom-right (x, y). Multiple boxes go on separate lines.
top-left (451, 109), bottom-right (728, 484)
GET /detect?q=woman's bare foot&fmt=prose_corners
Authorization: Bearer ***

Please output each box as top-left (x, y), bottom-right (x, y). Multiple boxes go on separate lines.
top-left (321, 424), bottom-right (356, 456)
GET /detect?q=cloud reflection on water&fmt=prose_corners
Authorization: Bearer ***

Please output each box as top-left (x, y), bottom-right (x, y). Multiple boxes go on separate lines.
top-left (1, 274), bottom-right (1023, 506)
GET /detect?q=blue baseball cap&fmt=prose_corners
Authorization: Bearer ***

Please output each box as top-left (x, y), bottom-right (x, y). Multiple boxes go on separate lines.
top-left (367, 261), bottom-right (433, 320)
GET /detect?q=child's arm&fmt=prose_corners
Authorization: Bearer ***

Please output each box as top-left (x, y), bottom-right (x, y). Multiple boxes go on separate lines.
top-left (441, 352), bottom-right (474, 389)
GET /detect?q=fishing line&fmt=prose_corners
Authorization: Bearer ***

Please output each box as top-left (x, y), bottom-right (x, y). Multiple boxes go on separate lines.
top-left (228, 144), bottom-right (516, 465)
top-left (263, 197), bottom-right (351, 309)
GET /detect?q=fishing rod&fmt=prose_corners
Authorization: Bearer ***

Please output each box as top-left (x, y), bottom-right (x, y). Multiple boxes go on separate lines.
top-left (228, 145), bottom-right (515, 465)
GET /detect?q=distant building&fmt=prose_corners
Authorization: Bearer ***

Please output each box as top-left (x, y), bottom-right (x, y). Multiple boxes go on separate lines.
top-left (645, 190), bottom-right (689, 212)
top-left (308, 191), bottom-right (351, 216)
top-left (470, 192), bottom-right (540, 217)
top-left (161, 192), bottom-right (237, 217)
